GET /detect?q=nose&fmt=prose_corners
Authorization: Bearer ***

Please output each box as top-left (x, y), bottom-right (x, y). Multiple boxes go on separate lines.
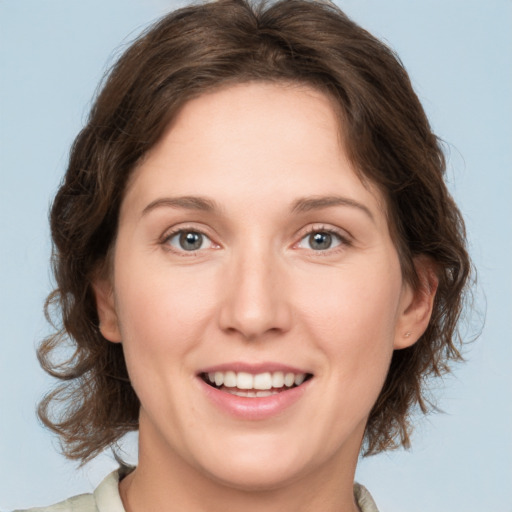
top-left (218, 247), bottom-right (292, 341)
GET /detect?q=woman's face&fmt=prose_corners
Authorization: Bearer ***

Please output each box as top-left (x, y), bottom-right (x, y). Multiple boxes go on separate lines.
top-left (96, 82), bottom-right (422, 489)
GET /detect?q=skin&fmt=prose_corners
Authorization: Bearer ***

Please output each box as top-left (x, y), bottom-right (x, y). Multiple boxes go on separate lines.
top-left (94, 82), bottom-right (436, 512)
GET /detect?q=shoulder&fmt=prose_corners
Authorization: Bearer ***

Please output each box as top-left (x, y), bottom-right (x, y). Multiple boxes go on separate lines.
top-left (12, 493), bottom-right (96, 512)
top-left (354, 482), bottom-right (380, 512)
top-left (12, 466), bottom-right (132, 512)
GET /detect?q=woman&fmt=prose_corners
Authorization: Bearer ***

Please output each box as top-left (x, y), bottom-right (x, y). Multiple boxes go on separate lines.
top-left (21, 0), bottom-right (470, 510)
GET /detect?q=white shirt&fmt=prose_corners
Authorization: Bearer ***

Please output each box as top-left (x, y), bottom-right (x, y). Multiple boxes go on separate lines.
top-left (16, 469), bottom-right (379, 512)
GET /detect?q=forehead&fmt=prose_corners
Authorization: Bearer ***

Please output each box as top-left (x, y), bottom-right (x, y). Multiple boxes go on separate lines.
top-left (122, 81), bottom-right (388, 222)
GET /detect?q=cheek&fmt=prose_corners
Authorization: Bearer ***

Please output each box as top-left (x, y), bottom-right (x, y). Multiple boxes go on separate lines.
top-left (295, 259), bottom-right (402, 377)
top-left (112, 257), bottom-right (219, 392)
top-left (112, 264), bottom-right (220, 427)
top-left (115, 253), bottom-right (213, 338)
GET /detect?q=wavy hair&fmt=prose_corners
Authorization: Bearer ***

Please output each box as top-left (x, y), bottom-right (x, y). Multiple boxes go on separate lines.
top-left (38, 0), bottom-right (471, 462)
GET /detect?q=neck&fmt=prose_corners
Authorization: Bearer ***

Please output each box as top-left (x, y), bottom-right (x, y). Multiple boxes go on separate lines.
top-left (119, 414), bottom-right (363, 512)
top-left (121, 464), bottom-right (360, 512)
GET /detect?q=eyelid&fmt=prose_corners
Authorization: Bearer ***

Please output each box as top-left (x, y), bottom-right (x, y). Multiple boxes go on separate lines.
top-left (159, 222), bottom-right (352, 255)
top-left (293, 224), bottom-right (353, 251)
top-left (160, 224), bottom-right (221, 254)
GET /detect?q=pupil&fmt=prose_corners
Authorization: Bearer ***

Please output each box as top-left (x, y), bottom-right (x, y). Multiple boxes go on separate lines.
top-left (310, 232), bottom-right (331, 250)
top-left (179, 231), bottom-right (202, 250)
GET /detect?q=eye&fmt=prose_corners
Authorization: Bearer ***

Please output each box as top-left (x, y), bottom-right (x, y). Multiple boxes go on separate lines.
top-left (297, 230), bottom-right (344, 251)
top-left (166, 230), bottom-right (214, 252)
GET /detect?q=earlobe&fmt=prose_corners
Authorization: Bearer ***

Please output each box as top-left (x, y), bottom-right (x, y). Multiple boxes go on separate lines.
top-left (394, 256), bottom-right (438, 350)
top-left (92, 278), bottom-right (122, 343)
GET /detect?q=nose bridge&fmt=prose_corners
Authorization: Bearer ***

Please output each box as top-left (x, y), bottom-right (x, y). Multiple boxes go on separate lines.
top-left (219, 236), bottom-right (291, 339)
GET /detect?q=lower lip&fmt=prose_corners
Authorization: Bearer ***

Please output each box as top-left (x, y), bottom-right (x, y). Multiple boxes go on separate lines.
top-left (198, 378), bottom-right (311, 420)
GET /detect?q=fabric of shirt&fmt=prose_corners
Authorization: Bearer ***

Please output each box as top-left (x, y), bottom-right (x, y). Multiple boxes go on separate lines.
top-left (15, 468), bottom-right (379, 512)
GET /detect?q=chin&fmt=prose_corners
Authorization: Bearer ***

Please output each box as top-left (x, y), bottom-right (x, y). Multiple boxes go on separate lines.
top-left (202, 458), bottom-right (309, 492)
top-left (190, 435), bottom-right (315, 491)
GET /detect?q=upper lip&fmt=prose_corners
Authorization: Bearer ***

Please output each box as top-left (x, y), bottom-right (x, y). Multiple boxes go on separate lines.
top-left (198, 362), bottom-right (312, 375)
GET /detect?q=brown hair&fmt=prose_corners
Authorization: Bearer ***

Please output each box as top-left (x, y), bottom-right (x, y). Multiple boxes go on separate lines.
top-left (38, 0), bottom-right (471, 463)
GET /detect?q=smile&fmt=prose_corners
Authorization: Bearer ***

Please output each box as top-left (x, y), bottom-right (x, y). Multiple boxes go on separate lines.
top-left (201, 371), bottom-right (312, 397)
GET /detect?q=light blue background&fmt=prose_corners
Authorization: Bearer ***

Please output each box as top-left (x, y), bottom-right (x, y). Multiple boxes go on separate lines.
top-left (1, 1), bottom-right (511, 511)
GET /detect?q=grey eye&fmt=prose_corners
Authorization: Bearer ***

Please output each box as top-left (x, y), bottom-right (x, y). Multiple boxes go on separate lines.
top-left (309, 232), bottom-right (333, 250)
top-left (297, 230), bottom-right (342, 251)
top-left (180, 231), bottom-right (203, 250)
top-left (168, 230), bottom-right (211, 251)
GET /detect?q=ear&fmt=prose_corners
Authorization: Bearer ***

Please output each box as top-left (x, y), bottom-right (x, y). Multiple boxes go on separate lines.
top-left (92, 277), bottom-right (122, 343)
top-left (394, 256), bottom-right (438, 350)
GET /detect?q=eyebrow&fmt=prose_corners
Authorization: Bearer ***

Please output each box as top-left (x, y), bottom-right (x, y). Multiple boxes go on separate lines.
top-left (141, 194), bottom-right (374, 221)
top-left (291, 195), bottom-right (375, 221)
top-left (141, 196), bottom-right (218, 216)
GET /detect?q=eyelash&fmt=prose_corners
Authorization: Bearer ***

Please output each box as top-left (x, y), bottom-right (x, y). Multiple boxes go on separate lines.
top-left (160, 224), bottom-right (352, 256)
top-left (295, 225), bottom-right (352, 254)
top-left (161, 226), bottom-right (216, 255)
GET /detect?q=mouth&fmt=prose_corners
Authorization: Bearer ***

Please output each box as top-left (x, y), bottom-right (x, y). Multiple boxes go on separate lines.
top-left (200, 370), bottom-right (313, 397)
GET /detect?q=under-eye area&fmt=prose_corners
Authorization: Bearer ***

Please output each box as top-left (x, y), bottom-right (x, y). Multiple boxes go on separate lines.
top-left (200, 371), bottom-right (314, 397)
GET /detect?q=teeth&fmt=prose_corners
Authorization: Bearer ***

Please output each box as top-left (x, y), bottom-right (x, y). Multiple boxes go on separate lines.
top-left (294, 374), bottom-right (305, 385)
top-left (253, 372), bottom-right (272, 390)
top-left (237, 372), bottom-right (253, 389)
top-left (272, 371), bottom-right (284, 387)
top-left (214, 372), bottom-right (224, 387)
top-left (284, 372), bottom-right (295, 387)
top-left (228, 389), bottom-right (278, 397)
top-left (205, 370), bottom-right (308, 391)
top-left (224, 371), bottom-right (237, 387)
top-left (256, 390), bottom-right (274, 397)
